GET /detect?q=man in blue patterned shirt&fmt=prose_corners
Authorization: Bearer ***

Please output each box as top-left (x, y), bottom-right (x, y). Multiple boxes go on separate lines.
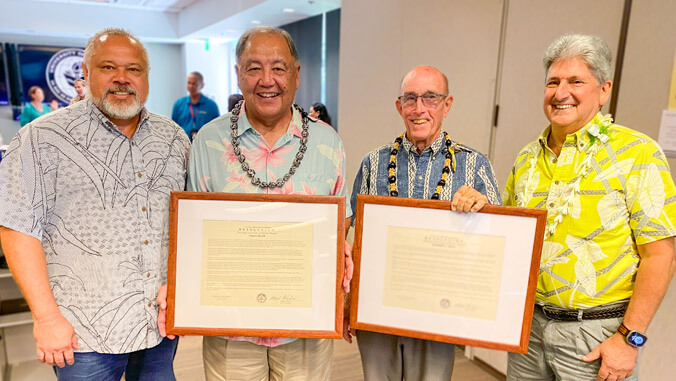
top-left (0, 28), bottom-right (189, 380)
top-left (350, 65), bottom-right (501, 381)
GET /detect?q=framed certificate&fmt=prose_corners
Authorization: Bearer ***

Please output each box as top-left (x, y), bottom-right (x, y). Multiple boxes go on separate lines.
top-left (167, 191), bottom-right (346, 338)
top-left (351, 195), bottom-right (546, 353)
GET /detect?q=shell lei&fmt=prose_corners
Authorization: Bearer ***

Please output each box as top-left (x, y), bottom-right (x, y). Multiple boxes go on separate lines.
top-left (517, 115), bottom-right (612, 239)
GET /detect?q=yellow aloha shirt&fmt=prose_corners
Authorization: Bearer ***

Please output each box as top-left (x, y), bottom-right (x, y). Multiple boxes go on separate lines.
top-left (504, 113), bottom-right (676, 309)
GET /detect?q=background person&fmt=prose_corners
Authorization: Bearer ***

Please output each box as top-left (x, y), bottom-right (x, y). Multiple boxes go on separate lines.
top-left (171, 71), bottom-right (220, 141)
top-left (70, 78), bottom-right (86, 104)
top-left (19, 86), bottom-right (57, 126)
top-left (309, 102), bottom-right (332, 126)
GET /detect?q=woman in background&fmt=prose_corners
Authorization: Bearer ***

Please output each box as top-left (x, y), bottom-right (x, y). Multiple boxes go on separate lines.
top-left (309, 102), bottom-right (332, 127)
top-left (20, 86), bottom-right (57, 126)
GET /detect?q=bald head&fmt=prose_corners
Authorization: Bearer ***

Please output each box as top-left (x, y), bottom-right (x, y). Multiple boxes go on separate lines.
top-left (400, 66), bottom-right (449, 95)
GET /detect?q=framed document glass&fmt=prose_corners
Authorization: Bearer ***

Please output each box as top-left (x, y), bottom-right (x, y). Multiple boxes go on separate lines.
top-left (167, 191), bottom-right (345, 339)
top-left (351, 195), bottom-right (546, 353)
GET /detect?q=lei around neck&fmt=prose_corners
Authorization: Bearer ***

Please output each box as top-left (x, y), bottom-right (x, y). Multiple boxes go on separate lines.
top-left (516, 113), bottom-right (613, 238)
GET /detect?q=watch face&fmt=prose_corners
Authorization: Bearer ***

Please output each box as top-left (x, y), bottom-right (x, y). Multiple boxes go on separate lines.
top-left (627, 331), bottom-right (646, 347)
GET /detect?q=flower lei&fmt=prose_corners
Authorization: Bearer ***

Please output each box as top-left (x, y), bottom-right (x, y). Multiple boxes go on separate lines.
top-left (517, 114), bottom-right (613, 238)
top-left (388, 132), bottom-right (456, 199)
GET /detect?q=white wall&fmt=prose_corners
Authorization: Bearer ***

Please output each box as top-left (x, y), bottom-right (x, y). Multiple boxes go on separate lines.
top-left (145, 42), bottom-right (185, 118)
top-left (338, 0), bottom-right (504, 186)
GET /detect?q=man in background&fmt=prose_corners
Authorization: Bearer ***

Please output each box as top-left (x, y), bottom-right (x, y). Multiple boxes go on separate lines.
top-left (70, 78), bottom-right (86, 104)
top-left (171, 71), bottom-right (220, 141)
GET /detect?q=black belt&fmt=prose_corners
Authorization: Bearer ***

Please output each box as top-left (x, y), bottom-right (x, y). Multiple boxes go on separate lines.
top-left (537, 303), bottom-right (627, 321)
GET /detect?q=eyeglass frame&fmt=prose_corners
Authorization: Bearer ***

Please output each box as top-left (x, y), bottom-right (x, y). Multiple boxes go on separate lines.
top-left (397, 92), bottom-right (450, 108)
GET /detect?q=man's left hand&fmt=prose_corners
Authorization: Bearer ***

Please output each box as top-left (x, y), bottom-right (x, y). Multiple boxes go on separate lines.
top-left (343, 242), bottom-right (354, 293)
top-left (451, 185), bottom-right (488, 213)
top-left (582, 332), bottom-right (638, 381)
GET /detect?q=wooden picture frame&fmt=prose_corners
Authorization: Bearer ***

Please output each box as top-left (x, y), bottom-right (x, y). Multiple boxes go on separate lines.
top-left (167, 191), bottom-right (346, 339)
top-left (350, 194), bottom-right (546, 353)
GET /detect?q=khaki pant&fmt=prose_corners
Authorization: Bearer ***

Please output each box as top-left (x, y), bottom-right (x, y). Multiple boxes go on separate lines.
top-left (507, 307), bottom-right (639, 380)
top-left (356, 330), bottom-right (455, 381)
top-left (202, 337), bottom-right (333, 381)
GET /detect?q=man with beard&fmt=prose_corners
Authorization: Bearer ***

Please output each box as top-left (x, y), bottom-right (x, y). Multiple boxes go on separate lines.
top-left (0, 28), bottom-right (190, 380)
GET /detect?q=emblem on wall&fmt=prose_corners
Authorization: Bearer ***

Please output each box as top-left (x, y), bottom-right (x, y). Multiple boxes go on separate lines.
top-left (46, 48), bottom-right (85, 103)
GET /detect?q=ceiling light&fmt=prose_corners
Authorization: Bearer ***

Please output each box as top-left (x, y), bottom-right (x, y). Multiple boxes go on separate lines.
top-left (251, 20), bottom-right (261, 24)
top-left (283, 8), bottom-right (295, 13)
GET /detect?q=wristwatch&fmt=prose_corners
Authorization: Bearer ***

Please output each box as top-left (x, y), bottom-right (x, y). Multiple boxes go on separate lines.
top-left (617, 323), bottom-right (647, 348)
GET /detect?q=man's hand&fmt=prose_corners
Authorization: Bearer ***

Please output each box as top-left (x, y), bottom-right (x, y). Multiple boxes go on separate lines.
top-left (342, 315), bottom-right (354, 343)
top-left (156, 284), bottom-right (176, 340)
top-left (34, 312), bottom-right (79, 368)
top-left (450, 185), bottom-right (488, 213)
top-left (343, 242), bottom-right (354, 293)
top-left (582, 332), bottom-right (638, 381)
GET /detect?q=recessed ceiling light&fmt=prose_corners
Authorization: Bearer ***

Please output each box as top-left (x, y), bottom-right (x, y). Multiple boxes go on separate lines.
top-left (251, 20), bottom-right (261, 24)
top-left (283, 8), bottom-right (295, 13)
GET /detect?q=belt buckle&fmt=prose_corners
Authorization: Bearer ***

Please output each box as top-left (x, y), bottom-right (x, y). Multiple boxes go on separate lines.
top-left (540, 305), bottom-right (557, 320)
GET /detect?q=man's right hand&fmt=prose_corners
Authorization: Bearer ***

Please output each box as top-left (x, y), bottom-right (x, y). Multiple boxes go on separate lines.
top-left (156, 284), bottom-right (176, 340)
top-left (34, 312), bottom-right (79, 367)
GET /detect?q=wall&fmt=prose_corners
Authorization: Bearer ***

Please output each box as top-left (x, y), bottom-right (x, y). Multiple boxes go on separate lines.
top-left (145, 42), bottom-right (185, 118)
top-left (614, 0), bottom-right (676, 378)
top-left (338, 0), bottom-right (503, 185)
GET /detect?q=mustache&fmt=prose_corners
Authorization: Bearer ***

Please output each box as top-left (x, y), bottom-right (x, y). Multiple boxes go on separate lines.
top-left (103, 86), bottom-right (137, 97)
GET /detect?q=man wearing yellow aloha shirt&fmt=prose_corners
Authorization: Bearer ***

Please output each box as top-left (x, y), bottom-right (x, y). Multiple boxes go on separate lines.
top-left (504, 34), bottom-right (676, 381)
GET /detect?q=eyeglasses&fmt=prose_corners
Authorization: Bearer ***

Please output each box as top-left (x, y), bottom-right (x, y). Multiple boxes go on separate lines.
top-left (397, 92), bottom-right (448, 108)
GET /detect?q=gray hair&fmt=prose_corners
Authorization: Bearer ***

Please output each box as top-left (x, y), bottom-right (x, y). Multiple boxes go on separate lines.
top-left (235, 26), bottom-right (298, 64)
top-left (83, 28), bottom-right (150, 71)
top-left (543, 34), bottom-right (612, 84)
top-left (73, 78), bottom-right (85, 86)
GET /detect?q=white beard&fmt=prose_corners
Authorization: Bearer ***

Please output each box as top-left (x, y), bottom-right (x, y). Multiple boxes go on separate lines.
top-left (86, 86), bottom-right (143, 120)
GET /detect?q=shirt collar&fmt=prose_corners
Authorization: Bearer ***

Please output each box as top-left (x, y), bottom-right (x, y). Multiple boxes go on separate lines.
top-left (188, 94), bottom-right (203, 106)
top-left (402, 131), bottom-right (446, 154)
top-left (234, 101), bottom-right (304, 139)
top-left (538, 112), bottom-right (603, 152)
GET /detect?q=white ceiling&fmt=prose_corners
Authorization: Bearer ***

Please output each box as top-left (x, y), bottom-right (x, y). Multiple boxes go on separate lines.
top-left (0, 0), bottom-right (340, 43)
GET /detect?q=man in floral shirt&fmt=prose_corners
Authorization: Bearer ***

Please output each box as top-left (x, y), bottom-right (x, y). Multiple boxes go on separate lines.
top-left (503, 34), bottom-right (676, 380)
top-left (158, 26), bottom-right (352, 380)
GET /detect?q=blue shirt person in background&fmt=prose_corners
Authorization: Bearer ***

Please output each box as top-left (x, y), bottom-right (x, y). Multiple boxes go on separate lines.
top-left (171, 71), bottom-right (220, 141)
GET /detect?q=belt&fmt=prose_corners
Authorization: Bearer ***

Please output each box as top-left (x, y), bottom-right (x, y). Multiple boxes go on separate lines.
top-left (537, 303), bottom-right (627, 321)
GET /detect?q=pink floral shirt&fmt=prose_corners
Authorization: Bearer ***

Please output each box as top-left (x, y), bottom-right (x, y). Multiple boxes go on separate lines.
top-left (187, 103), bottom-right (350, 347)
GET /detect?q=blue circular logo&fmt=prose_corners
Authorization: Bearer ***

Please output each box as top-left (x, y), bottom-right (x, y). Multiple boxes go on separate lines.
top-left (46, 48), bottom-right (85, 103)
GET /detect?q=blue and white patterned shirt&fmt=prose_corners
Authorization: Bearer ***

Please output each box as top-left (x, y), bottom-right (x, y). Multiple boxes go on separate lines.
top-left (0, 100), bottom-right (190, 353)
top-left (351, 132), bottom-right (501, 211)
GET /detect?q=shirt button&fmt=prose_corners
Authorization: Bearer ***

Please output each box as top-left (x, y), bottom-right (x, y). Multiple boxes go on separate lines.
top-left (418, 176), bottom-right (423, 180)
top-left (552, 158), bottom-right (558, 163)
top-left (148, 302), bottom-right (152, 307)
top-left (142, 207), bottom-right (147, 212)
top-left (555, 180), bottom-right (560, 185)
top-left (138, 173), bottom-right (143, 178)
top-left (549, 203), bottom-right (554, 208)
top-left (144, 240), bottom-right (149, 245)
top-left (146, 272), bottom-right (151, 278)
